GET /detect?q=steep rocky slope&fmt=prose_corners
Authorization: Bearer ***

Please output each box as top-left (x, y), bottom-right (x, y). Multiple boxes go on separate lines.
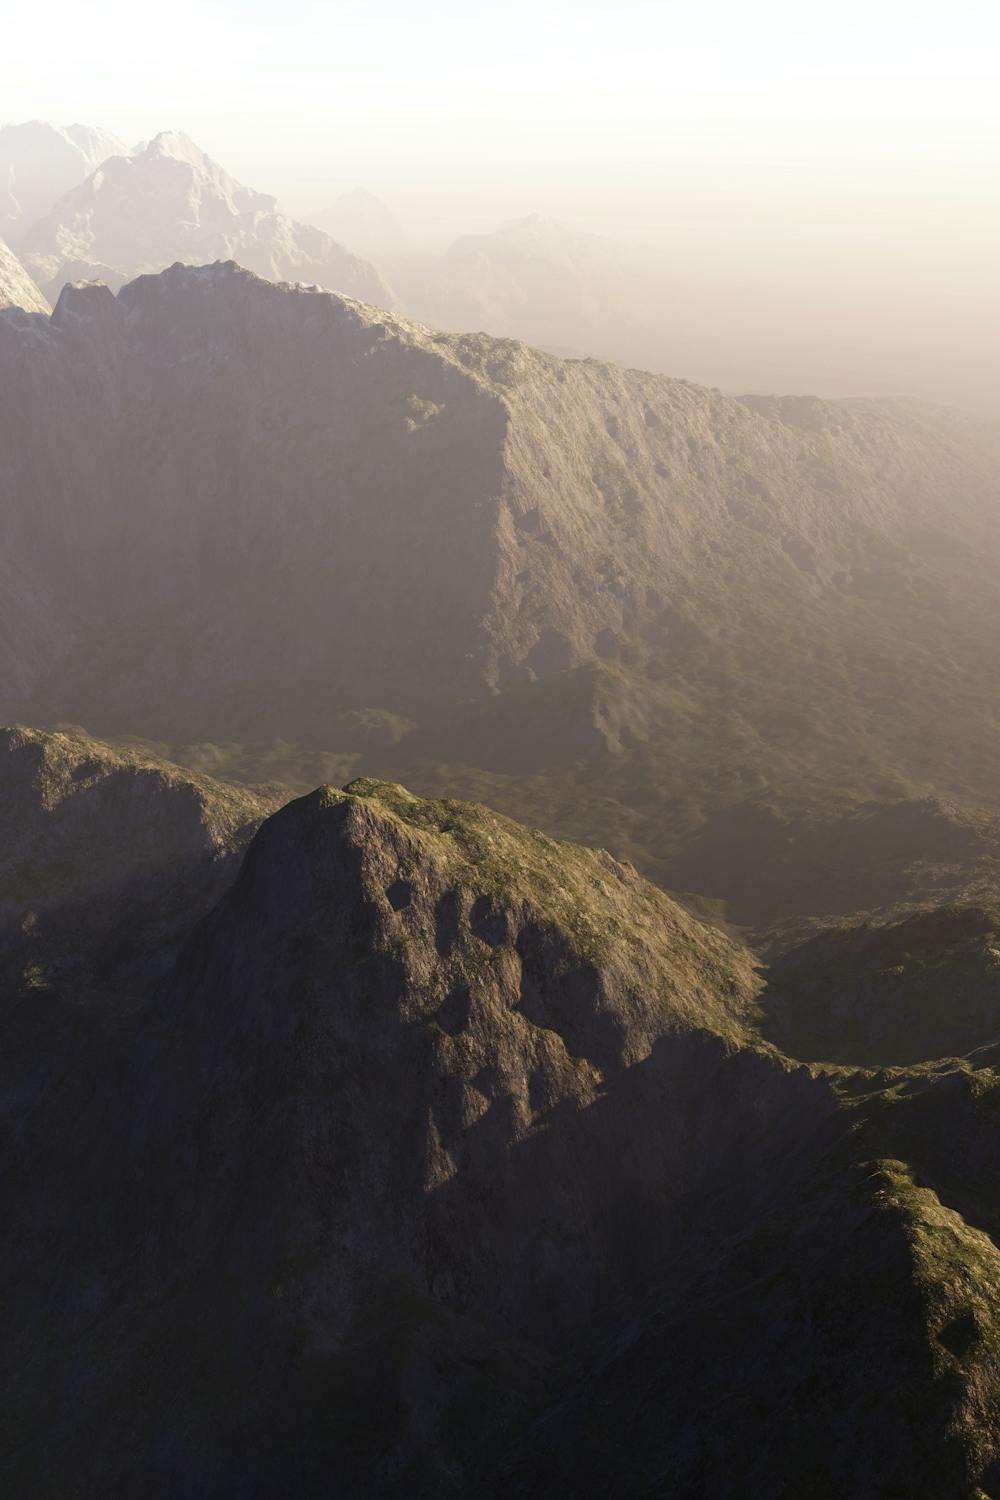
top-left (2, 260), bottom-right (1000, 920)
top-left (0, 237), bottom-right (48, 314)
top-left (3, 734), bottom-right (1000, 1495)
top-left (18, 132), bottom-right (392, 306)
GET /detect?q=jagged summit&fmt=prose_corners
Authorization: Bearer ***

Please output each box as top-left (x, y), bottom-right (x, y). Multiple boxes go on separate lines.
top-left (261, 773), bottom-right (760, 1049)
top-left (128, 129), bottom-right (280, 213)
top-left (50, 277), bottom-right (118, 322)
top-left (17, 132), bottom-right (393, 308)
top-left (143, 128), bottom-right (238, 166)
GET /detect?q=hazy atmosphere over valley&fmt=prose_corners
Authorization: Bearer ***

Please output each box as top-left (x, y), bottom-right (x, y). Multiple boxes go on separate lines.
top-left (3, 3), bottom-right (1000, 1495)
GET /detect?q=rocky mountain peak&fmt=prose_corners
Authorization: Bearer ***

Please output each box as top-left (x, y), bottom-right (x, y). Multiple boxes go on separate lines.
top-left (51, 277), bottom-right (119, 326)
top-left (223, 774), bottom-right (760, 1057)
top-left (17, 134), bottom-right (392, 308)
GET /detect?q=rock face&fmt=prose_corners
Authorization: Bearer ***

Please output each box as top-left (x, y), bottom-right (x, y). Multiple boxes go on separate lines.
top-left (0, 237), bottom-right (48, 314)
top-left (18, 131), bottom-right (393, 307)
top-left (2, 258), bottom-right (1000, 921)
top-left (0, 120), bottom-right (124, 245)
top-left (2, 732), bottom-right (1000, 1496)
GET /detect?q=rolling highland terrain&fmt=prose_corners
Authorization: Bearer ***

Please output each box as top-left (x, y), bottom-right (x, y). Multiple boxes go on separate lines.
top-left (2, 116), bottom-right (1000, 1495)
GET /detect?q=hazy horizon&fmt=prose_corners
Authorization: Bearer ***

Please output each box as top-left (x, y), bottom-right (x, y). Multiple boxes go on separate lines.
top-left (3, 0), bottom-right (998, 408)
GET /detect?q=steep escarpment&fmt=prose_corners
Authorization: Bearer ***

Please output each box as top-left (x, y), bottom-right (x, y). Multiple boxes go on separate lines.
top-left (3, 261), bottom-right (1000, 921)
top-left (0, 265), bottom-right (509, 731)
top-left (474, 350), bottom-right (1000, 801)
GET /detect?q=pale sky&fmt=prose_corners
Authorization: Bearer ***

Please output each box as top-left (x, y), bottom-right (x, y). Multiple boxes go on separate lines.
top-left (3, 0), bottom-right (997, 223)
top-left (3, 0), bottom-right (998, 407)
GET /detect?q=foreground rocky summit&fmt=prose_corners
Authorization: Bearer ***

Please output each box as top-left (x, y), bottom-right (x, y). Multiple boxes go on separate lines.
top-left (2, 729), bottom-right (1000, 1496)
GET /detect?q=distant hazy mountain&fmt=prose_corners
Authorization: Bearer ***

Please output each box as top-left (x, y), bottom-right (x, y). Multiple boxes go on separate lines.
top-left (19, 131), bottom-right (393, 307)
top-left (0, 237), bottom-right (48, 313)
top-left (0, 120), bottom-right (124, 246)
top-left (315, 186), bottom-right (407, 259)
top-left (404, 212), bottom-right (649, 356)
